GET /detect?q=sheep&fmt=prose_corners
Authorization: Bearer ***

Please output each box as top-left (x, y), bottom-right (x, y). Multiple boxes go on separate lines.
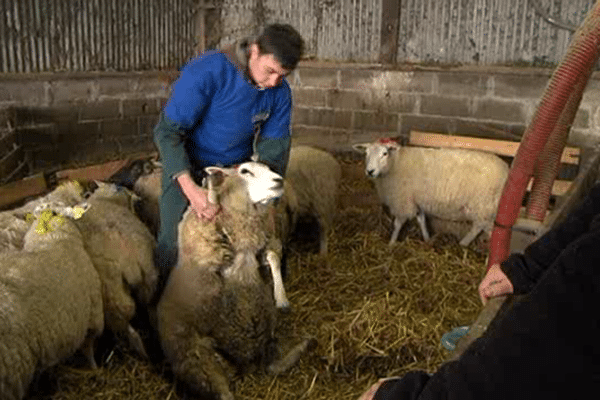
top-left (112, 159), bottom-right (291, 310)
top-left (72, 181), bottom-right (158, 359)
top-left (0, 204), bottom-right (104, 400)
top-left (176, 161), bottom-right (289, 309)
top-left (352, 138), bottom-right (509, 247)
top-left (0, 212), bottom-right (29, 252)
top-left (11, 180), bottom-right (87, 218)
top-left (0, 180), bottom-right (87, 252)
top-left (157, 161), bottom-right (315, 400)
top-left (108, 158), bottom-right (162, 236)
top-left (283, 145), bottom-right (342, 256)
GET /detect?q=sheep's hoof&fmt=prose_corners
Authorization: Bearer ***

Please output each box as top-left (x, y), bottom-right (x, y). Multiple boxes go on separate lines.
top-left (277, 302), bottom-right (292, 315)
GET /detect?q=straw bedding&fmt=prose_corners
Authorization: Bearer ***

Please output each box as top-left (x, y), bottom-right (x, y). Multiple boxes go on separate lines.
top-left (25, 153), bottom-right (486, 400)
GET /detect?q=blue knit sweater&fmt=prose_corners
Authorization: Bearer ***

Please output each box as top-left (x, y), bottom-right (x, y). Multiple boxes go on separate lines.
top-left (157, 45), bottom-right (292, 180)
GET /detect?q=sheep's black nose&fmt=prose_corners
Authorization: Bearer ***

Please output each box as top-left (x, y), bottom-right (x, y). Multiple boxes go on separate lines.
top-left (367, 169), bottom-right (375, 177)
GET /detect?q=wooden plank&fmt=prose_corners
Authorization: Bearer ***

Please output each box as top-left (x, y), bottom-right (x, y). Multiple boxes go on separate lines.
top-left (409, 131), bottom-right (580, 165)
top-left (55, 151), bottom-right (158, 183)
top-left (0, 172), bottom-right (47, 210)
top-left (526, 179), bottom-right (571, 197)
top-left (55, 159), bottom-right (130, 183)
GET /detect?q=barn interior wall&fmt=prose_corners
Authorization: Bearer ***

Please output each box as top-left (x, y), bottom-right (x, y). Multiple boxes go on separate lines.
top-left (0, 72), bottom-right (167, 184)
top-left (290, 62), bottom-right (600, 151)
top-left (2, 63), bottom-right (600, 184)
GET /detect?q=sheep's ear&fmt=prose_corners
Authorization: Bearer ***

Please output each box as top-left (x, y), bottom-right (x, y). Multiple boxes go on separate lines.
top-left (352, 143), bottom-right (369, 153)
top-left (205, 166), bottom-right (225, 176)
top-left (150, 159), bottom-right (163, 169)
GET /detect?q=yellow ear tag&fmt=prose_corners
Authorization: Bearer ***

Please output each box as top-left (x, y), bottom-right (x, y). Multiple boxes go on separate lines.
top-left (25, 213), bottom-right (35, 224)
top-left (71, 205), bottom-right (87, 220)
top-left (72, 180), bottom-right (83, 195)
top-left (39, 209), bottom-right (54, 223)
top-left (35, 220), bottom-right (49, 235)
top-left (34, 210), bottom-right (55, 235)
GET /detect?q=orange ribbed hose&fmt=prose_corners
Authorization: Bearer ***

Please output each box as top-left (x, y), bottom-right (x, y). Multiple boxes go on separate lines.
top-left (488, 1), bottom-right (600, 269)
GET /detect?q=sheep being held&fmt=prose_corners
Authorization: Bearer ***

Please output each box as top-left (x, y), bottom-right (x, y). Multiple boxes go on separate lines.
top-left (0, 204), bottom-right (104, 400)
top-left (73, 181), bottom-right (157, 359)
top-left (158, 161), bottom-right (314, 400)
top-left (353, 139), bottom-right (509, 246)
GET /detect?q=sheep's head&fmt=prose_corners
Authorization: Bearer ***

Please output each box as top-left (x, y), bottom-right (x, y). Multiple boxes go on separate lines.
top-left (352, 139), bottom-right (400, 178)
top-left (205, 162), bottom-right (284, 205)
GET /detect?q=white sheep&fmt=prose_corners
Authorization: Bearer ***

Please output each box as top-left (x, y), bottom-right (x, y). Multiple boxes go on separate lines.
top-left (73, 181), bottom-right (158, 359)
top-left (0, 204), bottom-right (104, 400)
top-left (157, 161), bottom-right (314, 400)
top-left (0, 180), bottom-right (87, 252)
top-left (176, 161), bottom-right (289, 309)
top-left (114, 160), bottom-right (291, 309)
top-left (0, 212), bottom-right (29, 252)
top-left (352, 139), bottom-right (509, 247)
top-left (283, 145), bottom-right (342, 255)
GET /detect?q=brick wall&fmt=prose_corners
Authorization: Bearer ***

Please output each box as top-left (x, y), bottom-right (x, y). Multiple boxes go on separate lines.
top-left (0, 72), bottom-right (167, 183)
top-left (289, 62), bottom-right (600, 151)
top-left (2, 63), bottom-right (600, 184)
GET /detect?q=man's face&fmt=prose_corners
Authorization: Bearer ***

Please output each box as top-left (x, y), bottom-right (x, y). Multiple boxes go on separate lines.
top-left (248, 43), bottom-right (290, 89)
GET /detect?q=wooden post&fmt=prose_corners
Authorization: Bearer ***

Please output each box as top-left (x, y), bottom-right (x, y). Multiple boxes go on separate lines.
top-left (380, 0), bottom-right (401, 64)
top-left (193, 1), bottom-right (217, 55)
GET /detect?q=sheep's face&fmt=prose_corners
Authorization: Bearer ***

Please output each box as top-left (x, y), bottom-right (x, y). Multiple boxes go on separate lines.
top-left (206, 162), bottom-right (284, 205)
top-left (352, 141), bottom-right (399, 178)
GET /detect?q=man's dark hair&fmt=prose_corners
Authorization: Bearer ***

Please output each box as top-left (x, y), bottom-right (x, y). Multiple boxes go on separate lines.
top-left (256, 24), bottom-right (305, 70)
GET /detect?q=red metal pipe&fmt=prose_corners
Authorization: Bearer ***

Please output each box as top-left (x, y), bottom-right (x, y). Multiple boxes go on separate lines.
top-left (488, 2), bottom-right (600, 269)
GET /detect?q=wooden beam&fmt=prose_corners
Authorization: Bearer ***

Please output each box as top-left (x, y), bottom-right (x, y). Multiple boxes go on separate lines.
top-left (526, 178), bottom-right (571, 197)
top-left (379, 0), bottom-right (401, 64)
top-left (0, 173), bottom-right (47, 210)
top-left (409, 131), bottom-right (580, 165)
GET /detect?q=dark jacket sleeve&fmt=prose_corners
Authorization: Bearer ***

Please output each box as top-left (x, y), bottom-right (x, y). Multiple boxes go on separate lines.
top-left (255, 135), bottom-right (291, 177)
top-left (501, 182), bottom-right (600, 294)
top-left (153, 111), bottom-right (192, 182)
top-left (255, 80), bottom-right (293, 176)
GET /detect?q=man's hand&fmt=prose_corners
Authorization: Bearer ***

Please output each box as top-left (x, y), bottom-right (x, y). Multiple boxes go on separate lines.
top-left (177, 172), bottom-right (220, 221)
top-left (478, 263), bottom-right (514, 305)
top-left (357, 377), bottom-right (402, 400)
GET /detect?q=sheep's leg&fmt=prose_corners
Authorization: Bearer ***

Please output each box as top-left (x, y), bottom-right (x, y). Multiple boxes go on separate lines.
top-left (459, 222), bottom-right (486, 247)
top-left (416, 210), bottom-right (430, 242)
top-left (80, 334), bottom-right (98, 369)
top-left (318, 229), bottom-right (328, 256)
top-left (389, 216), bottom-right (408, 245)
top-left (127, 324), bottom-right (149, 359)
top-left (266, 250), bottom-right (290, 310)
top-left (166, 333), bottom-right (234, 400)
top-left (267, 338), bottom-right (318, 375)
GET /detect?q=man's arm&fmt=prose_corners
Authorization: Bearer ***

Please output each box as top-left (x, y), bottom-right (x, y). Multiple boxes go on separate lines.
top-left (255, 81), bottom-right (293, 176)
top-left (153, 112), bottom-right (192, 182)
top-left (501, 182), bottom-right (600, 293)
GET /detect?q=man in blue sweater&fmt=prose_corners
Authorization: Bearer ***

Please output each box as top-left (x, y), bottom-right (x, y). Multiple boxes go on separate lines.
top-left (153, 24), bottom-right (304, 287)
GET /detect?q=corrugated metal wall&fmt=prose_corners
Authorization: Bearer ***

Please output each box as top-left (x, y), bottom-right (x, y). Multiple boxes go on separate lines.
top-left (0, 0), bottom-right (597, 72)
top-left (219, 0), bottom-right (382, 62)
top-left (398, 0), bottom-right (595, 66)
top-left (219, 0), bottom-right (595, 66)
top-left (0, 0), bottom-right (195, 73)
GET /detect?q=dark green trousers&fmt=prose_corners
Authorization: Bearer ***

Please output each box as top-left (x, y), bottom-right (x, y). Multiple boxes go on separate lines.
top-left (154, 171), bottom-right (190, 288)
